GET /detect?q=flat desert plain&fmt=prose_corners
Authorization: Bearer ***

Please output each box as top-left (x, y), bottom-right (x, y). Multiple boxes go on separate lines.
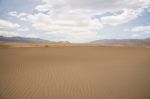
top-left (0, 44), bottom-right (150, 99)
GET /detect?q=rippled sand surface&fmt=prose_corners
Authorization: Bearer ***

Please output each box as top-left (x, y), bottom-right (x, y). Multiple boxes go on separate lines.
top-left (0, 46), bottom-right (150, 99)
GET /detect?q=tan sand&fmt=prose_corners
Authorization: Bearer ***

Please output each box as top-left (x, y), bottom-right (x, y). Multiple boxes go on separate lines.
top-left (0, 44), bottom-right (150, 99)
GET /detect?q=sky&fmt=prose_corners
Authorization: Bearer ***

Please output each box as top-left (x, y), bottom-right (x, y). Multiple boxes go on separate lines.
top-left (0, 0), bottom-right (150, 43)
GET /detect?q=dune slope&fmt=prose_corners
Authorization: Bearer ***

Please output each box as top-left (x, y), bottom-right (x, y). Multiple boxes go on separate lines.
top-left (0, 46), bottom-right (150, 99)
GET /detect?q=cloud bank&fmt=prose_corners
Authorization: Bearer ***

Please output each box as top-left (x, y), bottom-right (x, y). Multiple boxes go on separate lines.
top-left (2, 0), bottom-right (150, 42)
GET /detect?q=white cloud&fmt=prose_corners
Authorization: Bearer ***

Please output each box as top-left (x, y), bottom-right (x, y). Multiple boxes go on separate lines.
top-left (33, 0), bottom-right (150, 26)
top-left (8, 11), bottom-right (27, 17)
top-left (7, 0), bottom-right (150, 42)
top-left (35, 4), bottom-right (52, 12)
top-left (101, 9), bottom-right (143, 26)
top-left (8, 11), bottom-right (17, 16)
top-left (24, 34), bottom-right (39, 38)
top-left (27, 12), bottom-right (103, 32)
top-left (12, 0), bottom-right (150, 28)
top-left (17, 28), bottom-right (29, 32)
top-left (0, 19), bottom-right (30, 37)
top-left (23, 11), bottom-right (103, 42)
top-left (8, 11), bottom-right (28, 21)
top-left (0, 30), bottom-right (21, 37)
top-left (0, 19), bottom-right (20, 29)
top-left (0, 30), bottom-right (39, 39)
top-left (39, 0), bottom-right (150, 11)
top-left (131, 25), bottom-right (150, 33)
top-left (132, 34), bottom-right (140, 37)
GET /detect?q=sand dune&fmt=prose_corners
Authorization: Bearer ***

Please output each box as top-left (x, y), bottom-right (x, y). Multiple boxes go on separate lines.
top-left (0, 42), bottom-right (71, 48)
top-left (0, 45), bottom-right (150, 99)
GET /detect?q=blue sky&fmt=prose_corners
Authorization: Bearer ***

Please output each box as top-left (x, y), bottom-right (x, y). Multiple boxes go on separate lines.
top-left (0, 0), bottom-right (150, 43)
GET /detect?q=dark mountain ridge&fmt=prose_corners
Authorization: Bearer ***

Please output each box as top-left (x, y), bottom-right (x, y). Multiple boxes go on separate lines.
top-left (0, 36), bottom-right (49, 42)
top-left (89, 38), bottom-right (150, 46)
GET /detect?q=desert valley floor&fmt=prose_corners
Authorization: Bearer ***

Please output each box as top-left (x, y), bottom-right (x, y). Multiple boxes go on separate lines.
top-left (0, 45), bottom-right (150, 99)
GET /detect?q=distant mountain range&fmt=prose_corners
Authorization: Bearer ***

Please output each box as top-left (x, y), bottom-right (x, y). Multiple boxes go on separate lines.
top-left (1, 36), bottom-right (150, 46)
top-left (0, 36), bottom-right (49, 42)
top-left (89, 38), bottom-right (150, 46)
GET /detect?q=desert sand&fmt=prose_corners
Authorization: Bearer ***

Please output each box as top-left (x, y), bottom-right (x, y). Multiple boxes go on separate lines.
top-left (0, 43), bottom-right (150, 99)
